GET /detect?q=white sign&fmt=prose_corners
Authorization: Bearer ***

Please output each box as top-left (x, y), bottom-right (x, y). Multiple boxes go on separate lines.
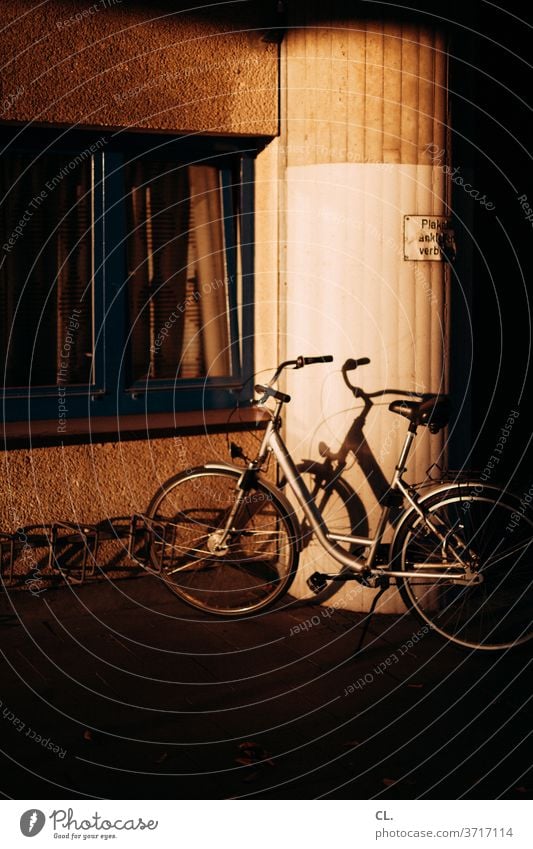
top-left (404, 215), bottom-right (454, 261)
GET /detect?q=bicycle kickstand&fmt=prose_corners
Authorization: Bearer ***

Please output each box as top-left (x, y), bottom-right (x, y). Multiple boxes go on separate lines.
top-left (352, 584), bottom-right (389, 657)
top-left (307, 570), bottom-right (390, 656)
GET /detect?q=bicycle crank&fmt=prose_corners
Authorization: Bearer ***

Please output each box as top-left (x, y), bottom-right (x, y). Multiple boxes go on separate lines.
top-left (307, 570), bottom-right (388, 593)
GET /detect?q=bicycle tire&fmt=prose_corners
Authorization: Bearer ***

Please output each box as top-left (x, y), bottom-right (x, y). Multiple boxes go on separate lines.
top-left (392, 484), bottom-right (533, 650)
top-left (145, 466), bottom-right (299, 616)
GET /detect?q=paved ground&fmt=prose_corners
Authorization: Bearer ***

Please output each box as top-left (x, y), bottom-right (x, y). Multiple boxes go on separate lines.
top-left (0, 576), bottom-right (531, 800)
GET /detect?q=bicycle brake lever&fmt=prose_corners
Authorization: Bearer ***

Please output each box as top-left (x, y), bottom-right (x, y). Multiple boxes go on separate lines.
top-left (255, 384), bottom-right (291, 404)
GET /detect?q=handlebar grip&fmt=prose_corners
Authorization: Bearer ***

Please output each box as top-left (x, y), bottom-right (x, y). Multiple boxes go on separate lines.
top-left (255, 384), bottom-right (291, 403)
top-left (299, 355), bottom-right (334, 365)
top-left (343, 357), bottom-right (371, 372)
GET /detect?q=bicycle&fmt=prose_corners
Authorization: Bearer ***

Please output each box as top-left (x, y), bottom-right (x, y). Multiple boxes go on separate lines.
top-left (277, 357), bottom-right (415, 601)
top-left (145, 355), bottom-right (533, 651)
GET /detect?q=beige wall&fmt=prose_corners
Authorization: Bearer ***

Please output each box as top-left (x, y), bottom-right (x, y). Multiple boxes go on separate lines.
top-left (0, 0), bottom-right (277, 135)
top-left (254, 137), bottom-right (282, 380)
top-left (278, 10), bottom-right (450, 609)
top-left (284, 16), bottom-right (447, 166)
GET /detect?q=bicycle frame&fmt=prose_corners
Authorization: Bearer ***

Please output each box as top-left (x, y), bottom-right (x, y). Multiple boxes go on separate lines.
top-left (217, 398), bottom-right (474, 583)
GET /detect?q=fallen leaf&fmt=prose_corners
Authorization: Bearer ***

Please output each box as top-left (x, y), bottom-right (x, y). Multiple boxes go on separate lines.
top-left (236, 741), bottom-right (274, 767)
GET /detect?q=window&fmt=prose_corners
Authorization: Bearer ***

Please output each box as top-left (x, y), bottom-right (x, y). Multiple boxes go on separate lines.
top-left (0, 128), bottom-right (256, 425)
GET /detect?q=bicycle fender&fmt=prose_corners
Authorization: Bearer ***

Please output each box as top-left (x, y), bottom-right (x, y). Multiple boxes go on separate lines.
top-left (390, 480), bottom-right (509, 555)
top-left (204, 461), bottom-right (247, 474)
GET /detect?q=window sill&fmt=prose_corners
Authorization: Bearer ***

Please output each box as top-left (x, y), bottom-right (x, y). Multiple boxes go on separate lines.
top-left (2, 408), bottom-right (269, 450)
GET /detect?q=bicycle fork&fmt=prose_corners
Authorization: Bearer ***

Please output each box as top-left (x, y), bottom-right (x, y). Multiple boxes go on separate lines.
top-left (205, 468), bottom-right (260, 554)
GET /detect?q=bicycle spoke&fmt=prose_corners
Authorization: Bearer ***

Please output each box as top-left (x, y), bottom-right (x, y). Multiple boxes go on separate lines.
top-left (146, 469), bottom-right (297, 614)
top-left (398, 489), bottom-right (533, 649)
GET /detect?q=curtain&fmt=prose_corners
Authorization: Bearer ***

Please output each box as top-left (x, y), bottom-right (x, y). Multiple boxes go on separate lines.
top-left (188, 165), bottom-right (230, 377)
top-left (125, 160), bottom-right (231, 383)
top-left (125, 160), bottom-right (190, 382)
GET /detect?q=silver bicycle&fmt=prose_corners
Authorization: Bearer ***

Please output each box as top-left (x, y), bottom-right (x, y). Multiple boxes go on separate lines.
top-left (146, 356), bottom-right (533, 651)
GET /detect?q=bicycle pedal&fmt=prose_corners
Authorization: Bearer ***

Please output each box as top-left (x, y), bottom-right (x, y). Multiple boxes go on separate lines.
top-left (307, 572), bottom-right (328, 593)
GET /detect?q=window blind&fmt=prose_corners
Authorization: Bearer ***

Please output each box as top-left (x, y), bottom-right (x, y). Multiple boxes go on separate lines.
top-left (0, 153), bottom-right (93, 388)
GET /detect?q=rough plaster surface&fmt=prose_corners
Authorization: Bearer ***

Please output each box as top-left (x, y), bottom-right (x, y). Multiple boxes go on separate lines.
top-left (1, 0), bottom-right (277, 135)
top-left (1, 432), bottom-right (262, 531)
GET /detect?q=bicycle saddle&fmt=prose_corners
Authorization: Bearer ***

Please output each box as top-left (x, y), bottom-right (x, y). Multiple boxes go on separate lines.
top-left (389, 394), bottom-right (451, 433)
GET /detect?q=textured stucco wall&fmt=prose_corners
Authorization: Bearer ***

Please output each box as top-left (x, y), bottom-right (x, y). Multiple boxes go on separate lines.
top-left (1, 431), bottom-right (260, 532)
top-left (0, 0), bottom-right (277, 135)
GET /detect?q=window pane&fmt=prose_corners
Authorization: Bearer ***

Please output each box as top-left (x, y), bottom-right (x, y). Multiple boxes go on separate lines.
top-left (0, 152), bottom-right (93, 388)
top-left (125, 160), bottom-right (232, 383)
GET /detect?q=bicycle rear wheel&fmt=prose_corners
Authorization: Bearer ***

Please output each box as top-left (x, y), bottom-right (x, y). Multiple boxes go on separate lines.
top-left (145, 467), bottom-right (299, 615)
top-left (393, 485), bottom-right (533, 650)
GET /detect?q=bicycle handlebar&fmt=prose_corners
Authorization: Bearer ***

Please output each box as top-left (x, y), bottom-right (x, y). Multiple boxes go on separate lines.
top-left (267, 354), bottom-right (334, 387)
top-left (254, 355), bottom-right (333, 404)
top-left (254, 354), bottom-right (423, 410)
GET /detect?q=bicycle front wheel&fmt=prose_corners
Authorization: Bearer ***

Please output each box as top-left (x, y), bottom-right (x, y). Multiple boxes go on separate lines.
top-left (393, 485), bottom-right (533, 650)
top-left (145, 467), bottom-right (299, 616)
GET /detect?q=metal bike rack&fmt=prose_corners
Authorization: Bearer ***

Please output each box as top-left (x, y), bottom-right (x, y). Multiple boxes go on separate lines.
top-left (0, 514), bottom-right (157, 589)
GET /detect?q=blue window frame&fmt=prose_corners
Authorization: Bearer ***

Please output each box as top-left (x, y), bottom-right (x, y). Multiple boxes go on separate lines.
top-left (1, 127), bottom-right (256, 425)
